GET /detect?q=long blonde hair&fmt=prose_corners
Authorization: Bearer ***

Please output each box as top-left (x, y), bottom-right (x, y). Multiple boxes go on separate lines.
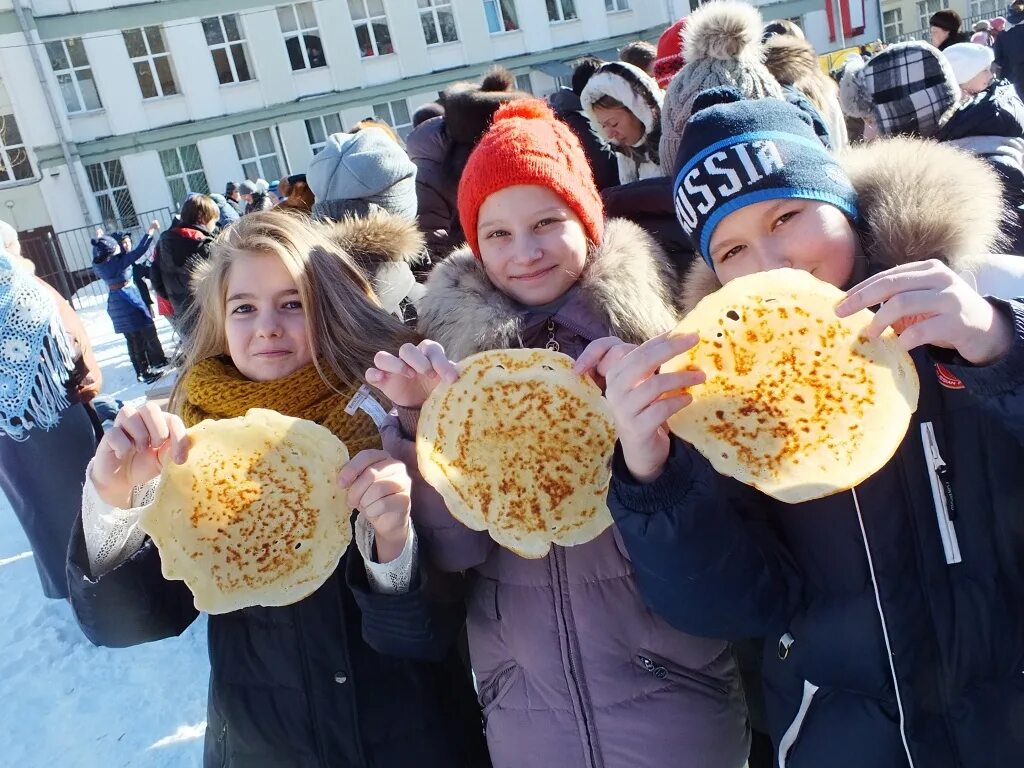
top-left (169, 210), bottom-right (419, 413)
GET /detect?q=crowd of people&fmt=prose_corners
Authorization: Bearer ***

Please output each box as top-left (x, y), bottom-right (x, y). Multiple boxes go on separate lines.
top-left (3, 1), bottom-right (1024, 766)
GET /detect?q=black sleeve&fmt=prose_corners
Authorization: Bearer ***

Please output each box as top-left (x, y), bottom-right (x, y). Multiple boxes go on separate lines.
top-left (345, 545), bottom-right (468, 663)
top-left (66, 514), bottom-right (199, 648)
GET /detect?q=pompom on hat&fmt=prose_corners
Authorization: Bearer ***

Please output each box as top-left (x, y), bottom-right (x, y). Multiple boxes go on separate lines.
top-left (457, 99), bottom-right (604, 258)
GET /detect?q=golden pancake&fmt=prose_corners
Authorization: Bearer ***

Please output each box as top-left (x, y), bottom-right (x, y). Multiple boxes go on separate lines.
top-left (662, 268), bottom-right (919, 503)
top-left (417, 349), bottom-right (616, 558)
top-left (139, 408), bottom-right (351, 614)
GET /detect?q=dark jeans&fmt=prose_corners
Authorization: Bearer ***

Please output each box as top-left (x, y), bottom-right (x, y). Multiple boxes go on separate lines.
top-left (124, 324), bottom-right (167, 377)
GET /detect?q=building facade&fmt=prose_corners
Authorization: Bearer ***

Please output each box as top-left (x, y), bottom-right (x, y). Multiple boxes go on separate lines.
top-left (880, 0), bottom-right (1002, 43)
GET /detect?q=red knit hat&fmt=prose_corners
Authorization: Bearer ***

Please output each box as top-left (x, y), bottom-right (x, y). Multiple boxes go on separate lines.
top-left (457, 99), bottom-right (603, 258)
top-left (653, 18), bottom-right (688, 88)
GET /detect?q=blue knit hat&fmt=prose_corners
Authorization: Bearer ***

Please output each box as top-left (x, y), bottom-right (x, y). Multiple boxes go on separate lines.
top-left (672, 87), bottom-right (859, 269)
top-left (90, 234), bottom-right (120, 264)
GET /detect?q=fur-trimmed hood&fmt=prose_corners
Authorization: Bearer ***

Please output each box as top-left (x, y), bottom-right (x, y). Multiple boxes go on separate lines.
top-left (581, 61), bottom-right (664, 142)
top-left (416, 218), bottom-right (680, 361)
top-left (680, 137), bottom-right (1008, 313)
top-left (763, 34), bottom-right (819, 87)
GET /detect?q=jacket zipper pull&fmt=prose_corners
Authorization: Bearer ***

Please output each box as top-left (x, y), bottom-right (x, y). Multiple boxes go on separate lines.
top-left (920, 422), bottom-right (962, 565)
top-left (545, 318), bottom-right (560, 352)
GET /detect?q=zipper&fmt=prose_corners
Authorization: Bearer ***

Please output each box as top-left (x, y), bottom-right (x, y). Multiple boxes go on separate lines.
top-left (291, 604), bottom-right (333, 768)
top-left (635, 651), bottom-right (729, 695)
top-left (920, 422), bottom-right (962, 565)
top-left (552, 547), bottom-right (602, 768)
top-left (545, 319), bottom-right (560, 351)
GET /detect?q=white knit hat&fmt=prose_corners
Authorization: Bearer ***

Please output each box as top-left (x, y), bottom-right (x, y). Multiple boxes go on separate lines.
top-left (943, 42), bottom-right (995, 85)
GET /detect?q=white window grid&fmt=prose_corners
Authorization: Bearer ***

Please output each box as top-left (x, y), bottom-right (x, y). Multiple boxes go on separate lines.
top-left (882, 9), bottom-right (904, 40)
top-left (305, 113), bottom-right (344, 154)
top-left (605, 0), bottom-right (630, 12)
top-left (123, 26), bottom-right (178, 99)
top-left (483, 0), bottom-right (519, 34)
top-left (278, 3), bottom-right (327, 71)
top-left (515, 73), bottom-right (534, 94)
top-left (85, 160), bottom-right (137, 228)
top-left (0, 115), bottom-right (33, 184)
top-left (373, 99), bottom-right (413, 140)
top-left (918, 0), bottom-right (944, 31)
top-left (202, 14), bottom-right (254, 85)
top-left (159, 145), bottom-right (210, 207)
top-left (349, 0), bottom-right (395, 57)
top-left (969, 0), bottom-right (999, 17)
top-left (234, 128), bottom-right (283, 183)
top-left (419, 0), bottom-right (459, 45)
top-left (45, 38), bottom-right (102, 114)
top-left (546, 0), bottom-right (577, 22)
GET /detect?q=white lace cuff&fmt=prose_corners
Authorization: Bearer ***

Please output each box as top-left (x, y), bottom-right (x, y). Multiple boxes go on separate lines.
top-left (354, 513), bottom-right (417, 595)
top-left (81, 459), bottom-right (157, 578)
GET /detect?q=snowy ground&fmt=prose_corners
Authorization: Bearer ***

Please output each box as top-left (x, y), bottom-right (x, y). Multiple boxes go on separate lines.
top-left (0, 286), bottom-right (210, 766)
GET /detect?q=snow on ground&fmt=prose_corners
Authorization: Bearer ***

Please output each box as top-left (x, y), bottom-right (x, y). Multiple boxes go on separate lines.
top-left (0, 285), bottom-right (210, 767)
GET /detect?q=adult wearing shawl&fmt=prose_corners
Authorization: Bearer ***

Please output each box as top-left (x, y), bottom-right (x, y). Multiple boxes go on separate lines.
top-left (0, 250), bottom-right (98, 599)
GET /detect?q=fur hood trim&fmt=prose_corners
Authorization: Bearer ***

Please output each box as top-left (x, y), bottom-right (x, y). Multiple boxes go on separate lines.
top-left (683, 0), bottom-right (765, 64)
top-left (763, 35), bottom-right (819, 86)
top-left (442, 76), bottom-right (530, 146)
top-left (581, 62), bottom-right (664, 139)
top-left (680, 137), bottom-right (1008, 313)
top-left (416, 218), bottom-right (680, 361)
top-left (321, 211), bottom-right (426, 275)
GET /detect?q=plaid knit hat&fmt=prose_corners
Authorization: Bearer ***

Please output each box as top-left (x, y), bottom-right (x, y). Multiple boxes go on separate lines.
top-left (659, 0), bottom-right (784, 175)
top-left (458, 99), bottom-right (603, 258)
top-left (672, 87), bottom-right (858, 269)
top-left (839, 41), bottom-right (959, 138)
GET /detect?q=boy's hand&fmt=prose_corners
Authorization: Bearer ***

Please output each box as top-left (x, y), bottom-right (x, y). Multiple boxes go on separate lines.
top-left (339, 450), bottom-right (411, 564)
top-left (365, 340), bottom-right (458, 408)
top-left (837, 260), bottom-right (1013, 366)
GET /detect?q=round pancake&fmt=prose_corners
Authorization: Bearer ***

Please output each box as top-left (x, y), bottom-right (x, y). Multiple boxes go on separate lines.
top-left (417, 348), bottom-right (616, 558)
top-left (139, 408), bottom-right (351, 614)
top-left (662, 268), bottom-right (920, 503)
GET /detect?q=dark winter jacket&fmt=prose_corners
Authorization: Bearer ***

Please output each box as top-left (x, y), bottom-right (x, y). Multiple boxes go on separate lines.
top-left (385, 219), bottom-right (750, 768)
top-left (548, 88), bottom-right (620, 190)
top-left (996, 25), bottom-right (1024, 100)
top-left (152, 222), bottom-right (213, 318)
top-left (609, 138), bottom-right (1024, 768)
top-left (937, 79), bottom-right (1024, 253)
top-left (245, 192), bottom-right (274, 215)
top-left (600, 177), bottom-right (696, 277)
top-left (91, 233), bottom-right (155, 334)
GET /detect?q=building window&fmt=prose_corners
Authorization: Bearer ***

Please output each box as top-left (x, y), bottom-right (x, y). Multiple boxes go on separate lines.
top-left (85, 160), bottom-right (136, 228)
top-left (882, 9), bottom-right (904, 40)
top-left (0, 115), bottom-right (32, 184)
top-left (305, 113), bottom-right (344, 154)
top-left (969, 0), bottom-right (999, 17)
top-left (45, 38), bottom-right (102, 114)
top-left (234, 128), bottom-right (282, 182)
top-left (202, 14), bottom-right (254, 85)
top-left (605, 0), bottom-right (630, 11)
top-left (419, 0), bottom-right (459, 45)
top-left (123, 26), bottom-right (178, 99)
top-left (917, 0), bottom-right (943, 30)
top-left (348, 0), bottom-right (394, 57)
top-left (546, 0), bottom-right (577, 22)
top-left (484, 0), bottom-right (519, 33)
top-left (515, 74), bottom-right (534, 94)
top-left (159, 145), bottom-right (209, 206)
top-left (373, 99), bottom-right (413, 140)
top-left (277, 3), bottom-right (327, 71)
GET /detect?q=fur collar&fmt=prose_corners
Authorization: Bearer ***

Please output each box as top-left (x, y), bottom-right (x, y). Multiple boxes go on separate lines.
top-left (681, 137), bottom-right (1008, 313)
top-left (321, 211), bottom-right (425, 274)
top-left (417, 218), bottom-right (680, 361)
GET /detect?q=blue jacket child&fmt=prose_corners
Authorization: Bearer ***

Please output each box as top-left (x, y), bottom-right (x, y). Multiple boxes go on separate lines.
top-left (580, 89), bottom-right (1024, 768)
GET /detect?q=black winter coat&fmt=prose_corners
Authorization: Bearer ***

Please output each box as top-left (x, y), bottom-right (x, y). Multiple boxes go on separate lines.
top-left (153, 222), bottom-right (213, 318)
top-left (548, 88), bottom-right (620, 191)
top-left (996, 25), bottom-right (1024, 100)
top-left (67, 519), bottom-right (489, 768)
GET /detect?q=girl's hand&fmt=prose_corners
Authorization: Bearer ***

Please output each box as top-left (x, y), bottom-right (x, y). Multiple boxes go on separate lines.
top-left (836, 259), bottom-right (1013, 366)
top-left (585, 333), bottom-right (706, 483)
top-left (91, 403), bottom-right (190, 508)
top-left (339, 450), bottom-right (412, 563)
top-left (365, 340), bottom-right (459, 408)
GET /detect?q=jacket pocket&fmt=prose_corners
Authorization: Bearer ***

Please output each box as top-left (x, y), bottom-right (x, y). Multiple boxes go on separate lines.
top-left (478, 661), bottom-right (520, 719)
top-left (635, 649), bottom-right (730, 696)
top-left (777, 680), bottom-right (820, 768)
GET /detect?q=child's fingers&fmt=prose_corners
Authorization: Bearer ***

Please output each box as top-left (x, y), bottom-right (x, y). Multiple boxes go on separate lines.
top-left (397, 343), bottom-right (435, 377)
top-left (863, 289), bottom-right (945, 340)
top-left (634, 394), bottom-right (693, 436)
top-left (373, 352), bottom-right (416, 379)
top-left (166, 417), bottom-right (191, 465)
top-left (573, 336), bottom-right (633, 375)
top-left (339, 449), bottom-right (390, 488)
top-left (618, 370), bottom-right (704, 419)
top-left (103, 427), bottom-right (136, 461)
top-left (607, 334), bottom-right (698, 399)
top-left (421, 341), bottom-right (458, 383)
top-left (894, 315), bottom-right (953, 354)
top-left (356, 477), bottom-right (409, 512)
top-left (113, 407), bottom-right (151, 450)
top-left (137, 403), bottom-right (170, 450)
top-left (837, 262), bottom-right (943, 317)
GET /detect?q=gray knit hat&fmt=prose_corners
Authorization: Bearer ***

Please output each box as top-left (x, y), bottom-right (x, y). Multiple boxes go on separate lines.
top-left (659, 0), bottom-right (783, 175)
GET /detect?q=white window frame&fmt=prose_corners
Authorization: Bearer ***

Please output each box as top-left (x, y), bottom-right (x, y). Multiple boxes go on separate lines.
top-left (483, 0), bottom-right (519, 34)
top-left (515, 73), bottom-right (534, 94)
top-left (202, 14), bottom-right (255, 85)
top-left (45, 38), bottom-right (102, 114)
top-left (419, 0), bottom-right (459, 45)
top-left (159, 144), bottom-right (210, 207)
top-left (546, 0), bottom-right (577, 23)
top-left (349, 0), bottom-right (395, 57)
top-left (305, 113), bottom-right (344, 154)
top-left (605, 0), bottom-right (630, 12)
top-left (123, 26), bottom-right (178, 100)
top-left (85, 160), bottom-right (137, 228)
top-left (918, 0), bottom-right (943, 31)
top-left (969, 0), bottom-right (999, 17)
top-left (882, 8), bottom-right (904, 40)
top-left (233, 128), bottom-right (283, 182)
top-left (277, 3), bottom-right (327, 71)
top-left (0, 115), bottom-right (33, 185)
top-left (373, 99), bottom-right (413, 140)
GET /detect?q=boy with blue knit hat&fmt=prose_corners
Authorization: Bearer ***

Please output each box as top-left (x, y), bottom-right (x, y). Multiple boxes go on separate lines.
top-left (577, 87), bottom-right (1024, 768)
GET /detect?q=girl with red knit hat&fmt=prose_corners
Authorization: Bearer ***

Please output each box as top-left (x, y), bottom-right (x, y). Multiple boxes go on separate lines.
top-left (368, 100), bottom-right (749, 768)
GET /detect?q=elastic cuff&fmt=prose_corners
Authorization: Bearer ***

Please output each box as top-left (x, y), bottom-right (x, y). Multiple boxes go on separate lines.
top-left (396, 406), bottom-right (421, 440)
top-left (945, 298), bottom-right (1024, 395)
top-left (609, 437), bottom-right (696, 514)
